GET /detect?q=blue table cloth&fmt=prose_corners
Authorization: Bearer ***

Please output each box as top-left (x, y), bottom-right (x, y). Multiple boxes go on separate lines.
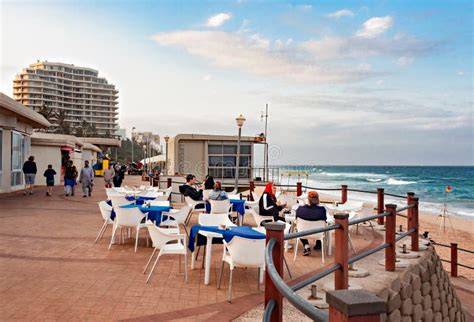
top-left (205, 199), bottom-right (246, 216)
top-left (117, 204), bottom-right (172, 225)
top-left (125, 195), bottom-right (155, 205)
top-left (188, 225), bottom-right (265, 252)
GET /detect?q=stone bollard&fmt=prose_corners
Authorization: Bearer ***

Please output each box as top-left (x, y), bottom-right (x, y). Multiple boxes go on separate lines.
top-left (327, 289), bottom-right (386, 322)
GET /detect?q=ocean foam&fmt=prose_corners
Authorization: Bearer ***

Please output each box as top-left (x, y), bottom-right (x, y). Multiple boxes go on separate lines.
top-left (386, 178), bottom-right (417, 185)
top-left (367, 178), bottom-right (383, 182)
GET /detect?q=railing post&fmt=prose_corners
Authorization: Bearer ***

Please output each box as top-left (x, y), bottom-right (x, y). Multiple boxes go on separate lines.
top-left (334, 213), bottom-right (349, 290)
top-left (407, 192), bottom-right (415, 246)
top-left (341, 185), bottom-right (348, 204)
top-left (412, 197), bottom-right (419, 251)
top-left (167, 178), bottom-right (172, 188)
top-left (249, 180), bottom-right (255, 201)
top-left (385, 204), bottom-right (397, 271)
top-left (377, 188), bottom-right (384, 225)
top-left (296, 182), bottom-right (302, 197)
top-left (451, 243), bottom-right (458, 277)
top-left (264, 222), bottom-right (285, 322)
top-left (327, 289), bottom-right (386, 322)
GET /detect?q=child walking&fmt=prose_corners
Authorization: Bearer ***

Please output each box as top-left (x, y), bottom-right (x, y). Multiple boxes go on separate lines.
top-left (43, 164), bottom-right (57, 196)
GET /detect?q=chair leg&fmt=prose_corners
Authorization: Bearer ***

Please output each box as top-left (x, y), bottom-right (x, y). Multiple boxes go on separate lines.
top-left (182, 224), bottom-right (189, 237)
top-left (217, 261), bottom-right (225, 289)
top-left (95, 220), bottom-right (108, 243)
top-left (146, 230), bottom-right (149, 247)
top-left (146, 251), bottom-right (162, 283)
top-left (143, 248), bottom-right (157, 273)
top-left (99, 224), bottom-right (109, 240)
top-left (201, 246), bottom-right (206, 269)
top-left (348, 234), bottom-right (356, 254)
top-left (283, 257), bottom-right (293, 279)
top-left (293, 238), bottom-right (299, 261)
top-left (135, 227), bottom-right (140, 252)
top-left (108, 226), bottom-right (118, 250)
top-left (321, 237), bottom-right (325, 264)
top-left (184, 253), bottom-right (188, 282)
top-left (228, 268), bottom-right (233, 303)
top-left (257, 267), bottom-right (261, 291)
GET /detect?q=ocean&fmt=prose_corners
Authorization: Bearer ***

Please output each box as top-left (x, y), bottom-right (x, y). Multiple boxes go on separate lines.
top-left (275, 166), bottom-right (474, 219)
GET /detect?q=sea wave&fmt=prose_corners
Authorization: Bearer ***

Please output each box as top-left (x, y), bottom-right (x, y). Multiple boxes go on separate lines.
top-left (321, 172), bottom-right (385, 178)
top-left (367, 178), bottom-right (383, 182)
top-left (386, 178), bottom-right (417, 185)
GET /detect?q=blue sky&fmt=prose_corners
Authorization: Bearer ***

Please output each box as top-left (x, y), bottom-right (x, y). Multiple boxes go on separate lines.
top-left (1, 0), bottom-right (472, 165)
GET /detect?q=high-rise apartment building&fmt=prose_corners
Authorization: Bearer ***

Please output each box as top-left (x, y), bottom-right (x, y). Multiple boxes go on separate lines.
top-left (13, 61), bottom-right (118, 136)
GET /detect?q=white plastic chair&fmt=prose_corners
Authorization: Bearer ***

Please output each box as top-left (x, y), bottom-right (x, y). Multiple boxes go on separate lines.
top-left (198, 213), bottom-right (235, 228)
top-left (249, 206), bottom-right (274, 227)
top-left (209, 199), bottom-right (232, 214)
top-left (110, 195), bottom-right (133, 208)
top-left (293, 218), bottom-right (326, 263)
top-left (95, 201), bottom-right (114, 243)
top-left (184, 196), bottom-right (206, 225)
top-left (149, 200), bottom-right (171, 207)
top-left (108, 206), bottom-right (147, 252)
top-left (153, 194), bottom-right (170, 202)
top-left (160, 206), bottom-right (192, 236)
top-left (143, 222), bottom-right (187, 283)
top-left (202, 189), bottom-right (213, 201)
top-left (227, 194), bottom-right (240, 200)
top-left (217, 235), bottom-right (266, 302)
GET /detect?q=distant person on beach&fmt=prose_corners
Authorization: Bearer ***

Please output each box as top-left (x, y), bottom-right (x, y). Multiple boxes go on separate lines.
top-left (296, 191), bottom-right (327, 256)
top-left (64, 160), bottom-right (78, 197)
top-left (22, 156), bottom-right (37, 195)
top-left (208, 181), bottom-right (228, 200)
top-left (79, 160), bottom-right (94, 198)
top-left (204, 175), bottom-right (215, 190)
top-left (180, 174), bottom-right (203, 201)
top-left (103, 164), bottom-right (115, 188)
top-left (43, 164), bottom-right (57, 197)
top-left (259, 182), bottom-right (287, 223)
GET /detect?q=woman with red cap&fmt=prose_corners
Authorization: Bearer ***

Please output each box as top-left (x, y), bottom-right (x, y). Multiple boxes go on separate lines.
top-left (258, 182), bottom-right (287, 223)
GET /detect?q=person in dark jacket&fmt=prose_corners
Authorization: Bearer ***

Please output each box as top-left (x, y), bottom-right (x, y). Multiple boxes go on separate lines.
top-left (258, 182), bottom-right (287, 222)
top-left (22, 156), bottom-right (37, 195)
top-left (64, 160), bottom-right (78, 197)
top-left (180, 174), bottom-right (203, 201)
top-left (43, 164), bottom-right (57, 196)
top-left (204, 175), bottom-right (215, 190)
top-left (296, 191), bottom-right (327, 256)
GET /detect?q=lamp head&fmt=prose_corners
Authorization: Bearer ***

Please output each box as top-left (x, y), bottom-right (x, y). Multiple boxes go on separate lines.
top-left (164, 135), bottom-right (170, 143)
top-left (236, 114), bottom-right (246, 127)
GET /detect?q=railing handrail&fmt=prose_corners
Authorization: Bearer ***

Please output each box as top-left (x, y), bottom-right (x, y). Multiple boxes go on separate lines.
top-left (284, 223), bottom-right (341, 241)
top-left (265, 238), bottom-right (329, 321)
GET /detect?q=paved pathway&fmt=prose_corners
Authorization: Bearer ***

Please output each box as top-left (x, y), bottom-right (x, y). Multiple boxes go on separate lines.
top-left (0, 176), bottom-right (375, 321)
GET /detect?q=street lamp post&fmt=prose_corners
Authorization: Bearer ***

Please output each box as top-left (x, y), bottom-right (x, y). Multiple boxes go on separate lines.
top-left (234, 114), bottom-right (246, 191)
top-left (164, 135), bottom-right (170, 175)
top-left (143, 144), bottom-right (147, 179)
top-left (131, 126), bottom-right (136, 163)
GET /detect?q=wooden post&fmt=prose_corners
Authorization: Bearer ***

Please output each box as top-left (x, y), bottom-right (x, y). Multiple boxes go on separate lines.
top-left (296, 182), bottom-right (302, 197)
top-left (377, 188), bottom-right (384, 225)
top-left (167, 178), bottom-right (172, 188)
top-left (264, 222), bottom-right (285, 322)
top-left (407, 192), bottom-right (415, 247)
top-left (385, 204), bottom-right (397, 271)
top-left (334, 213), bottom-right (349, 290)
top-left (451, 243), bottom-right (458, 277)
top-left (249, 181), bottom-right (255, 201)
top-left (412, 197), bottom-right (419, 252)
top-left (341, 185), bottom-right (348, 204)
top-left (327, 289), bottom-right (386, 322)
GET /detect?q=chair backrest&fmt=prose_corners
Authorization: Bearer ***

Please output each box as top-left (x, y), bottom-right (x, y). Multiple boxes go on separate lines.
top-left (202, 189), bottom-right (212, 201)
top-left (198, 213), bottom-right (234, 227)
top-left (209, 199), bottom-right (231, 214)
top-left (185, 196), bottom-right (201, 207)
top-left (146, 222), bottom-right (179, 248)
top-left (149, 200), bottom-right (170, 207)
top-left (153, 195), bottom-right (170, 202)
top-left (110, 195), bottom-right (132, 207)
top-left (340, 200), bottom-right (364, 211)
top-left (114, 207), bottom-right (146, 227)
top-left (296, 218), bottom-right (326, 240)
top-left (225, 236), bottom-right (265, 267)
top-left (164, 186), bottom-right (172, 197)
top-left (98, 201), bottom-right (113, 221)
top-left (167, 206), bottom-right (191, 224)
top-left (227, 194), bottom-right (240, 200)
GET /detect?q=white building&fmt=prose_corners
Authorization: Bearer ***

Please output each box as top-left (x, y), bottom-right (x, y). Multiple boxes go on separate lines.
top-left (0, 93), bottom-right (50, 193)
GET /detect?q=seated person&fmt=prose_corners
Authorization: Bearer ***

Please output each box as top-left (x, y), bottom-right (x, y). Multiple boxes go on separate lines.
top-left (208, 181), bottom-right (228, 200)
top-left (180, 174), bottom-right (203, 201)
top-left (296, 191), bottom-right (327, 256)
top-left (259, 182), bottom-right (287, 222)
top-left (203, 175), bottom-right (215, 190)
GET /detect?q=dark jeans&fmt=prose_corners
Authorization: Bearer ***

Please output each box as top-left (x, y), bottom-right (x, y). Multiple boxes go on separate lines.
top-left (262, 207), bottom-right (285, 222)
top-left (301, 239), bottom-right (322, 249)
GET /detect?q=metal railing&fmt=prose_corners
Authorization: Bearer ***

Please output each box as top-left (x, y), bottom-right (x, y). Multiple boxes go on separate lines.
top-left (431, 241), bottom-right (474, 275)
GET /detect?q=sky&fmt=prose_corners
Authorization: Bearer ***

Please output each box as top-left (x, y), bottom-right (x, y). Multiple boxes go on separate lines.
top-left (1, 0), bottom-right (473, 165)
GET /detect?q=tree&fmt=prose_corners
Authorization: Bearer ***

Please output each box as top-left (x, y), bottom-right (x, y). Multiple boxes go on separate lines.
top-left (56, 110), bottom-right (71, 135)
top-left (37, 103), bottom-right (57, 122)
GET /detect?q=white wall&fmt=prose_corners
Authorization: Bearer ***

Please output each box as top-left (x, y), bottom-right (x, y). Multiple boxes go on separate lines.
top-left (30, 145), bottom-right (62, 186)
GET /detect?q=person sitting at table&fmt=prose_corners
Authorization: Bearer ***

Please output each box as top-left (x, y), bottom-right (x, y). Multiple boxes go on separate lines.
top-left (208, 181), bottom-right (228, 200)
top-left (259, 182), bottom-right (286, 223)
top-left (296, 191), bottom-right (327, 256)
top-left (179, 174), bottom-right (203, 201)
top-left (203, 175), bottom-right (215, 190)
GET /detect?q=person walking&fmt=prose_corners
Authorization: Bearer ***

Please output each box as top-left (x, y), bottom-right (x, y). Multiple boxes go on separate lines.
top-left (43, 164), bottom-right (57, 196)
top-left (64, 160), bottom-right (78, 197)
top-left (113, 163), bottom-right (122, 187)
top-left (79, 160), bottom-right (94, 197)
top-left (22, 156), bottom-right (37, 195)
top-left (103, 164), bottom-right (115, 188)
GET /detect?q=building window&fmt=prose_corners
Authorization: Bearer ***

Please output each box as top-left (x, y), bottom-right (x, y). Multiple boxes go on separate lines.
top-left (208, 142), bottom-right (251, 179)
top-left (11, 132), bottom-right (25, 186)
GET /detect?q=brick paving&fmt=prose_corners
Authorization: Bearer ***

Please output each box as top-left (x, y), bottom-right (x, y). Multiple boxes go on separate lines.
top-left (0, 175), bottom-right (375, 321)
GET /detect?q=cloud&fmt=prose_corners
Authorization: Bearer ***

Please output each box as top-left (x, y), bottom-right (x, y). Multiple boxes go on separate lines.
top-left (356, 16), bottom-right (393, 38)
top-left (327, 9), bottom-right (355, 18)
top-left (202, 74), bottom-right (212, 81)
top-left (206, 13), bottom-right (232, 27)
top-left (152, 30), bottom-right (374, 83)
top-left (397, 56), bottom-right (415, 66)
top-left (457, 71), bottom-right (464, 76)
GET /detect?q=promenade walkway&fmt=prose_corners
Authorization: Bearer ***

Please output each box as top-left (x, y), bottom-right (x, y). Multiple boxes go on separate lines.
top-left (0, 175), bottom-right (376, 321)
